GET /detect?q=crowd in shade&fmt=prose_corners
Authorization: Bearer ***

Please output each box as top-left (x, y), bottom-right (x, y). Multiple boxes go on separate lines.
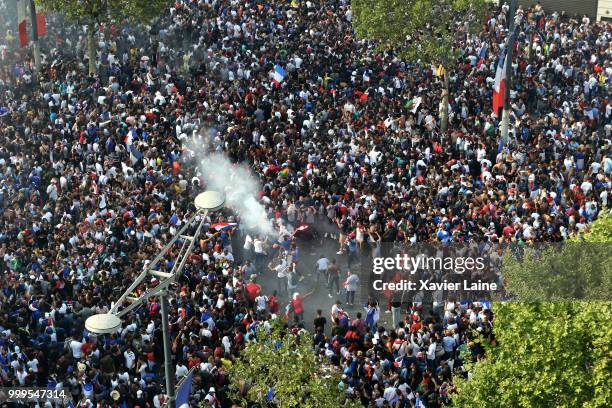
top-left (0, 0), bottom-right (610, 406)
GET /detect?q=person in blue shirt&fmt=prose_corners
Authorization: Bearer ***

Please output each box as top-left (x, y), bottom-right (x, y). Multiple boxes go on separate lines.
top-left (442, 330), bottom-right (457, 360)
top-left (219, 227), bottom-right (234, 251)
top-left (279, 234), bottom-right (291, 251)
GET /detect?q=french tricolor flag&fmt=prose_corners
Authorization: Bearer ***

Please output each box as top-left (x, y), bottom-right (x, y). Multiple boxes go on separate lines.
top-left (210, 222), bottom-right (238, 231)
top-left (272, 64), bottom-right (286, 85)
top-left (492, 47), bottom-right (507, 117)
top-left (36, 8), bottom-right (47, 37)
top-left (17, 0), bottom-right (28, 47)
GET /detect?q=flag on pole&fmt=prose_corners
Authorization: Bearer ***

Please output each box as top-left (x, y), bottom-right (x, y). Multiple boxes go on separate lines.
top-left (404, 97), bottom-right (422, 113)
top-left (175, 368), bottom-right (194, 408)
top-left (36, 8), bottom-right (47, 37)
top-left (272, 64), bottom-right (287, 85)
top-left (492, 48), bottom-right (507, 117)
top-left (410, 96), bottom-right (422, 114)
top-left (17, 0), bottom-right (28, 47)
top-left (128, 144), bottom-right (143, 165)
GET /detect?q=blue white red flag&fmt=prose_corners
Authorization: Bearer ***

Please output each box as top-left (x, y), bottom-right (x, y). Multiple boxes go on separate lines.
top-left (210, 222), bottom-right (238, 231)
top-left (492, 47), bottom-right (507, 116)
top-left (273, 64), bottom-right (287, 85)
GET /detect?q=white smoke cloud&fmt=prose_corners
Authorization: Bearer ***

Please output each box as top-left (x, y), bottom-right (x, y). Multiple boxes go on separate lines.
top-left (187, 128), bottom-right (276, 237)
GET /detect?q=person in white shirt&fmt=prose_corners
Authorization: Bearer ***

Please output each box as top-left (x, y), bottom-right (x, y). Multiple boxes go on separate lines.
top-left (153, 392), bottom-right (167, 408)
top-left (219, 248), bottom-right (234, 263)
top-left (383, 385), bottom-right (398, 402)
top-left (46, 180), bottom-right (59, 201)
top-left (27, 357), bottom-right (39, 373)
top-left (215, 294), bottom-right (226, 310)
top-left (331, 300), bottom-right (343, 320)
top-left (255, 294), bottom-right (269, 313)
top-left (124, 347), bottom-right (136, 370)
top-left (315, 255), bottom-right (329, 284)
top-left (426, 338), bottom-right (438, 370)
top-left (147, 320), bottom-right (155, 334)
top-left (175, 362), bottom-right (188, 379)
top-left (69, 337), bottom-right (83, 359)
top-left (199, 322), bottom-right (212, 339)
top-left (345, 270), bottom-right (360, 306)
top-left (581, 179), bottom-right (593, 194)
top-left (243, 233), bottom-right (253, 260)
top-left (15, 366), bottom-right (27, 385)
top-left (253, 236), bottom-right (266, 270)
top-left (271, 257), bottom-right (289, 296)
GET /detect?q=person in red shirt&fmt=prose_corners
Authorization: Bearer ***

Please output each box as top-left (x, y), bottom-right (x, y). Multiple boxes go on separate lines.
top-left (410, 315), bottom-right (423, 333)
top-left (268, 290), bottom-right (280, 314)
top-left (187, 352), bottom-right (201, 369)
top-left (80, 338), bottom-right (93, 357)
top-left (344, 327), bottom-right (360, 352)
top-left (289, 290), bottom-right (314, 322)
top-left (245, 275), bottom-right (261, 306)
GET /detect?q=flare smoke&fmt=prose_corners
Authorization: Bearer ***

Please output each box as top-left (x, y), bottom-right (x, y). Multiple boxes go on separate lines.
top-left (187, 128), bottom-right (275, 237)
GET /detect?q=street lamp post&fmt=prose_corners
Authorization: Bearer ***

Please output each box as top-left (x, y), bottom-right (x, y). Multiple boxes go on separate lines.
top-left (85, 191), bottom-right (225, 408)
top-left (159, 291), bottom-right (174, 405)
top-left (29, 0), bottom-right (41, 72)
top-left (500, 0), bottom-right (518, 144)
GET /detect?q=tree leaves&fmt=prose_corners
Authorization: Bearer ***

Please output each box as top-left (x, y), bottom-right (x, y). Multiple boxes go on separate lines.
top-left (352, 0), bottom-right (488, 66)
top-left (38, 0), bottom-right (171, 74)
top-left (228, 320), bottom-right (360, 408)
top-left (38, 0), bottom-right (171, 24)
top-left (502, 214), bottom-right (612, 301)
top-left (454, 214), bottom-right (612, 407)
top-left (352, 0), bottom-right (487, 131)
top-left (453, 301), bottom-right (612, 408)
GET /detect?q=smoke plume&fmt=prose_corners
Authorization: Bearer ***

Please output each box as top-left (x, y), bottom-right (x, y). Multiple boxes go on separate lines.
top-left (187, 128), bottom-right (276, 237)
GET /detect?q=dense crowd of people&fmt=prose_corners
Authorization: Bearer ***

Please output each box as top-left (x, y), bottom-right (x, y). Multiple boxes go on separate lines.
top-left (0, 0), bottom-right (609, 406)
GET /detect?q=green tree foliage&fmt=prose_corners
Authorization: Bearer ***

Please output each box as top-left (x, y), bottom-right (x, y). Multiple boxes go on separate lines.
top-left (455, 214), bottom-right (612, 407)
top-left (352, 0), bottom-right (488, 131)
top-left (502, 213), bottom-right (612, 301)
top-left (38, 0), bottom-right (170, 74)
top-left (38, 0), bottom-right (169, 24)
top-left (352, 0), bottom-right (487, 65)
top-left (227, 320), bottom-right (360, 408)
top-left (569, 211), bottom-right (612, 242)
top-left (453, 301), bottom-right (612, 408)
